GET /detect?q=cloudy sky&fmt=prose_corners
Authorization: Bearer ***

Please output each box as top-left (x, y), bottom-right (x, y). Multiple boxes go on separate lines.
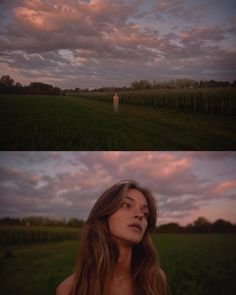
top-left (0, 151), bottom-right (235, 225)
top-left (0, 0), bottom-right (235, 89)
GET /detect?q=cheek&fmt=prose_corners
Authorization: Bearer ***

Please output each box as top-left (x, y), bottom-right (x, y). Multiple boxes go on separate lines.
top-left (108, 213), bottom-right (121, 234)
top-left (143, 220), bottom-right (148, 232)
top-left (108, 209), bottom-right (130, 237)
top-left (108, 208), bottom-right (128, 229)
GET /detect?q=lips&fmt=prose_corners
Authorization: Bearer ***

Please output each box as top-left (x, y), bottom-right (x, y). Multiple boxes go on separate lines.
top-left (128, 223), bottom-right (142, 232)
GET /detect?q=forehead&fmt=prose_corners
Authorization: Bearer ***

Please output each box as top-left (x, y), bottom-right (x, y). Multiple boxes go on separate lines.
top-left (124, 188), bottom-right (148, 207)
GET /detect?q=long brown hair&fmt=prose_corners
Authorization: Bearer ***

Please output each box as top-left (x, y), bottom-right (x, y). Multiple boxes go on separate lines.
top-left (71, 180), bottom-right (168, 295)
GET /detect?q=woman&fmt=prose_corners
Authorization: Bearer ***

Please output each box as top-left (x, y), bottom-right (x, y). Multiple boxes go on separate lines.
top-left (113, 93), bottom-right (120, 113)
top-left (56, 180), bottom-right (169, 295)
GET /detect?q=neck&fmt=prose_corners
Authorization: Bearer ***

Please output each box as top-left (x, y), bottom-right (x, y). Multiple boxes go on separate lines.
top-left (113, 239), bottom-right (132, 279)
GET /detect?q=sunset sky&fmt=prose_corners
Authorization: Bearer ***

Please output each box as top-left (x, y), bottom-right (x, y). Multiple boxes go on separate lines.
top-left (0, 0), bottom-right (235, 89)
top-left (0, 151), bottom-right (235, 226)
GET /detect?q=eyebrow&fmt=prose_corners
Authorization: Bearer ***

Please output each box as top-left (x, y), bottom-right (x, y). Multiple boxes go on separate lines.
top-left (124, 196), bottom-right (149, 210)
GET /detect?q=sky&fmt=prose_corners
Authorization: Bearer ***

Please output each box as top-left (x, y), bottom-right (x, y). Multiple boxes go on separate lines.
top-left (0, 0), bottom-right (235, 89)
top-left (0, 151), bottom-right (236, 226)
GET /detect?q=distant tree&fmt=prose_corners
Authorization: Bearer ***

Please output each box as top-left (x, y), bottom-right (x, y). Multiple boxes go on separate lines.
top-left (0, 217), bottom-right (21, 225)
top-left (156, 222), bottom-right (185, 233)
top-left (185, 223), bottom-right (194, 233)
top-left (67, 218), bottom-right (85, 228)
top-left (174, 79), bottom-right (198, 89)
top-left (15, 82), bottom-right (23, 88)
top-left (0, 75), bottom-right (15, 93)
top-left (218, 81), bottom-right (230, 87)
top-left (74, 87), bottom-right (81, 93)
top-left (22, 216), bottom-right (44, 226)
top-left (0, 75), bottom-right (15, 87)
top-left (98, 87), bottom-right (114, 92)
top-left (151, 80), bottom-right (159, 89)
top-left (131, 80), bottom-right (152, 90)
top-left (53, 86), bottom-right (62, 95)
top-left (27, 82), bottom-right (61, 95)
top-left (192, 217), bottom-right (211, 233)
top-left (14, 82), bottom-right (24, 94)
top-left (211, 219), bottom-right (234, 233)
top-left (199, 80), bottom-right (206, 88)
top-left (63, 88), bottom-right (73, 95)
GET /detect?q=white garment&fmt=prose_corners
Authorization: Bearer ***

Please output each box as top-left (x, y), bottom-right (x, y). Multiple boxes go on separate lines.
top-left (113, 95), bottom-right (119, 112)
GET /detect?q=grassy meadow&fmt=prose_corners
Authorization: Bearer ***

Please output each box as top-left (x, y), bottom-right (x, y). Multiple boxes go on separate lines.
top-left (0, 228), bottom-right (235, 295)
top-left (0, 89), bottom-right (236, 150)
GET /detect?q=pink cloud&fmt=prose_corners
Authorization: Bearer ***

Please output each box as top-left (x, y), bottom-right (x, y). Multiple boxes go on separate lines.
top-left (14, 2), bottom-right (92, 33)
top-left (212, 179), bottom-right (236, 193)
top-left (1, 0), bottom-right (234, 88)
top-left (1, 152), bottom-right (236, 224)
top-left (161, 158), bottom-right (191, 178)
top-left (47, 152), bottom-right (62, 159)
top-left (122, 153), bottom-right (191, 180)
top-left (179, 32), bottom-right (192, 42)
top-left (178, 25), bottom-right (227, 44)
top-left (0, 167), bottom-right (41, 186)
top-left (5, 0), bottom-right (150, 59)
top-left (13, 0), bottom-right (139, 34)
top-left (156, 0), bottom-right (185, 12)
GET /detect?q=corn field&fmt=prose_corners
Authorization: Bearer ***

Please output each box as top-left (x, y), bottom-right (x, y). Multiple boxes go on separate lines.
top-left (0, 226), bottom-right (80, 245)
top-left (73, 88), bottom-right (236, 116)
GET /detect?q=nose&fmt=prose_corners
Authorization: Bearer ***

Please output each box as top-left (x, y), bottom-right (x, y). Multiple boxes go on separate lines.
top-left (134, 215), bottom-right (143, 221)
top-left (133, 208), bottom-right (144, 220)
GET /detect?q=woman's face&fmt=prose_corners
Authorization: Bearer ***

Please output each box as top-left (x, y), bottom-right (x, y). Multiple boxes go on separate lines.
top-left (108, 188), bottom-right (149, 245)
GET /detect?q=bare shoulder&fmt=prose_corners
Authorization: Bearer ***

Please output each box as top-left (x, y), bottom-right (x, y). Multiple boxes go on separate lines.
top-left (56, 274), bottom-right (75, 295)
top-left (159, 268), bottom-right (168, 286)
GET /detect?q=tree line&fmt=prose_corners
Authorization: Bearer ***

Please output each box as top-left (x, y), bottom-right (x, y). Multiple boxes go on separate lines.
top-left (1, 75), bottom-right (236, 95)
top-left (0, 75), bottom-right (61, 95)
top-left (0, 216), bottom-right (85, 228)
top-left (130, 79), bottom-right (236, 90)
top-left (156, 217), bottom-right (236, 234)
top-left (0, 216), bottom-right (235, 233)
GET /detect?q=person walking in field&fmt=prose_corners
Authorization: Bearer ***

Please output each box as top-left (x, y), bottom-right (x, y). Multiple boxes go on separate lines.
top-left (113, 93), bottom-right (120, 113)
top-left (56, 179), bottom-right (169, 295)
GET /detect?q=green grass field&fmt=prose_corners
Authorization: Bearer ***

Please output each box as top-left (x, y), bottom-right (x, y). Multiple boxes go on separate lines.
top-left (0, 94), bottom-right (236, 150)
top-left (1, 234), bottom-right (235, 295)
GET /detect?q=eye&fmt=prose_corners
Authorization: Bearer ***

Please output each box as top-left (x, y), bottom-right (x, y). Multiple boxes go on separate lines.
top-left (122, 202), bottom-right (131, 208)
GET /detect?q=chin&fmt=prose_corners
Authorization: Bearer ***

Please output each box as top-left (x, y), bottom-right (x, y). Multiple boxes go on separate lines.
top-left (112, 231), bottom-right (143, 245)
top-left (124, 235), bottom-right (142, 245)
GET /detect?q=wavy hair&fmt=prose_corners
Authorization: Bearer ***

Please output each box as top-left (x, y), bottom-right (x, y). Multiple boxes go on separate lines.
top-left (70, 180), bottom-right (168, 295)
